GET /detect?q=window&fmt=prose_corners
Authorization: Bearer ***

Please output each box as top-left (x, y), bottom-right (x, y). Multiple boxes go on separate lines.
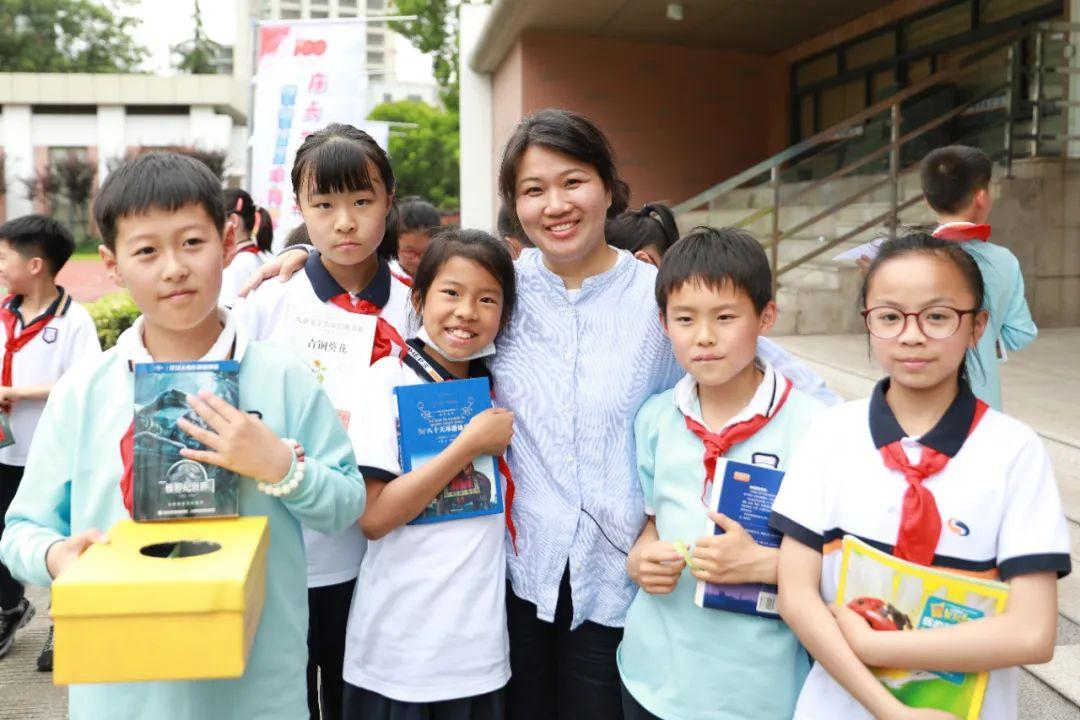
top-left (367, 31), bottom-right (384, 47)
top-left (407, 94), bottom-right (422, 102)
top-left (280, 7), bottom-right (301, 19)
top-left (310, 8), bottom-right (329, 18)
top-left (367, 51), bottom-right (383, 65)
top-left (367, 0), bottom-right (384, 9)
top-left (369, 72), bottom-right (385, 81)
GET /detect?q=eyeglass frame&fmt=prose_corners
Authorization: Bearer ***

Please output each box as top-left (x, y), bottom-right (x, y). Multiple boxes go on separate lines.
top-left (860, 305), bottom-right (981, 340)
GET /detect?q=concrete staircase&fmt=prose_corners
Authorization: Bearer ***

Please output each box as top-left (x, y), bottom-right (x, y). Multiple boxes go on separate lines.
top-left (677, 171), bottom-right (950, 335)
top-left (775, 328), bottom-right (1080, 718)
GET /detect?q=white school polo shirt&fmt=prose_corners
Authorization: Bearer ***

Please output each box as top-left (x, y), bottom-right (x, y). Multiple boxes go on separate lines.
top-left (219, 247), bottom-right (273, 309)
top-left (770, 379), bottom-right (1071, 720)
top-left (342, 340), bottom-right (510, 702)
top-left (233, 252), bottom-right (412, 588)
top-left (0, 291), bottom-right (101, 467)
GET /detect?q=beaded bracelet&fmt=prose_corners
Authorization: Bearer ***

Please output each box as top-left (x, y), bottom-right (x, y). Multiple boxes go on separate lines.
top-left (257, 438), bottom-right (306, 497)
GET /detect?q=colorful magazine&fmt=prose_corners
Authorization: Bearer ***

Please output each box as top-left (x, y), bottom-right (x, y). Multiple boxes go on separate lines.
top-left (394, 377), bottom-right (503, 525)
top-left (694, 458), bottom-right (784, 617)
top-left (0, 411), bottom-right (13, 449)
top-left (132, 360), bottom-right (241, 521)
top-left (837, 535), bottom-right (1010, 720)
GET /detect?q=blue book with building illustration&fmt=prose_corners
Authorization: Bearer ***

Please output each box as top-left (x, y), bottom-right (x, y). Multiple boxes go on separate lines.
top-left (395, 377), bottom-right (503, 525)
top-left (694, 459), bottom-right (785, 617)
top-left (132, 360), bottom-right (241, 522)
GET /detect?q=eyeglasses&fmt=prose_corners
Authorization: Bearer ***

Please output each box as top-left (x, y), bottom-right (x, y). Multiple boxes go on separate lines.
top-left (861, 306), bottom-right (979, 340)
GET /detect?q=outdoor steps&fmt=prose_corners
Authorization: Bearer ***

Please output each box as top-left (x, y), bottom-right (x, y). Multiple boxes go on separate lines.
top-left (773, 329), bottom-right (1080, 717)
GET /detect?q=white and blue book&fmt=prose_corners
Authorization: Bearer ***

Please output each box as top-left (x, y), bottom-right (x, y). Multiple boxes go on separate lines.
top-left (395, 377), bottom-right (504, 525)
top-left (694, 458), bottom-right (785, 618)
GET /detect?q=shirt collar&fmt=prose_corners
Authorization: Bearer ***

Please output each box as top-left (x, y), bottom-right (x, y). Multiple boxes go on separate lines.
top-left (305, 250), bottom-right (391, 307)
top-left (3, 287), bottom-right (71, 324)
top-left (402, 337), bottom-right (491, 383)
top-left (672, 358), bottom-right (783, 432)
top-left (115, 308), bottom-right (247, 368)
top-left (868, 377), bottom-right (978, 457)
top-left (528, 246), bottom-right (633, 302)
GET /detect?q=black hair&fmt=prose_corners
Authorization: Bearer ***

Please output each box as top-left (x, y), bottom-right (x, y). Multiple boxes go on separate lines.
top-left (93, 151), bottom-right (226, 251)
top-left (411, 228), bottom-right (517, 330)
top-left (223, 188), bottom-right (256, 234)
top-left (284, 223), bottom-right (310, 248)
top-left (398, 197), bottom-right (442, 235)
top-left (497, 109), bottom-right (630, 239)
top-left (920, 145), bottom-right (992, 215)
top-left (291, 122), bottom-right (397, 259)
top-left (253, 206), bottom-right (273, 252)
top-left (0, 214), bottom-right (75, 276)
top-left (496, 204), bottom-right (533, 247)
top-left (859, 232), bottom-right (986, 383)
top-left (656, 227), bottom-right (772, 315)
top-left (606, 203), bottom-right (679, 257)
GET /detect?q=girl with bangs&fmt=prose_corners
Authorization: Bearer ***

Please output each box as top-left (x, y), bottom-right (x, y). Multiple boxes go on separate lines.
top-left (233, 123), bottom-right (409, 720)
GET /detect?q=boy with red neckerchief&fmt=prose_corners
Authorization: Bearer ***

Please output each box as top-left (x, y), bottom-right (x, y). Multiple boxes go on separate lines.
top-left (920, 145), bottom-right (1037, 410)
top-left (0, 215), bottom-right (100, 665)
top-left (617, 228), bottom-right (826, 720)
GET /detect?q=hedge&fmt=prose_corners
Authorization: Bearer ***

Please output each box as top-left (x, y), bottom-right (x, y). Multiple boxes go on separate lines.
top-left (87, 291), bottom-right (140, 350)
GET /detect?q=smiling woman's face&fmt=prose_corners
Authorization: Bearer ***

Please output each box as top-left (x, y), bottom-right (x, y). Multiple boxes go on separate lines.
top-left (513, 145), bottom-right (611, 271)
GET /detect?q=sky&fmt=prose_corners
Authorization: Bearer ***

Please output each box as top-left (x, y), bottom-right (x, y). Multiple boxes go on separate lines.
top-left (112, 0), bottom-right (436, 83)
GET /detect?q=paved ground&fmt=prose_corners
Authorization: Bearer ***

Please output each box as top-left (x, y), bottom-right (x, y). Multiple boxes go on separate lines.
top-left (56, 258), bottom-right (119, 304)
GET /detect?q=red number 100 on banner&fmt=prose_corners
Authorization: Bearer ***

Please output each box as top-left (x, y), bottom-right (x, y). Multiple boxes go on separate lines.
top-left (294, 39), bottom-right (327, 56)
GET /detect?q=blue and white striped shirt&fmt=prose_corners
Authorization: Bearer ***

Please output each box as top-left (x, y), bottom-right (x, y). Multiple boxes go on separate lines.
top-left (492, 249), bottom-right (681, 629)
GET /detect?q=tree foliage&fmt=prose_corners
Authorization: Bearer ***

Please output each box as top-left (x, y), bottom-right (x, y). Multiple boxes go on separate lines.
top-left (389, 0), bottom-right (467, 108)
top-left (369, 100), bottom-right (460, 210)
top-left (173, 0), bottom-right (224, 75)
top-left (0, 0), bottom-right (147, 73)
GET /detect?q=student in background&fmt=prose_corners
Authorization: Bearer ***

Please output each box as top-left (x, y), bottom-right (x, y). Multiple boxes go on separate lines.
top-left (233, 122), bottom-right (408, 720)
top-left (390, 197), bottom-right (442, 285)
top-left (220, 191), bottom-right (273, 308)
top-left (0, 215), bottom-right (101, 667)
top-left (619, 228), bottom-right (825, 720)
top-left (920, 145), bottom-right (1037, 410)
top-left (772, 232), bottom-right (1069, 720)
top-left (0, 151), bottom-right (365, 720)
top-left (496, 204), bottom-right (532, 260)
top-left (605, 203), bottom-right (680, 267)
top-left (284, 223), bottom-right (310, 249)
top-left (342, 229), bottom-right (516, 719)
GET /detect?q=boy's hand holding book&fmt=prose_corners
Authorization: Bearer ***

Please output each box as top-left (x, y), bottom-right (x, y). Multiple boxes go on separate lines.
top-left (177, 389), bottom-right (293, 485)
top-left (455, 408), bottom-right (514, 458)
top-left (628, 539), bottom-right (685, 595)
top-left (691, 511), bottom-right (777, 586)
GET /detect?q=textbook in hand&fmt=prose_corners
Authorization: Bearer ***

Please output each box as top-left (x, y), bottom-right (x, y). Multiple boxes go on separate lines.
top-left (132, 361), bottom-right (241, 521)
top-left (694, 458), bottom-right (784, 617)
top-left (395, 377), bottom-right (504, 525)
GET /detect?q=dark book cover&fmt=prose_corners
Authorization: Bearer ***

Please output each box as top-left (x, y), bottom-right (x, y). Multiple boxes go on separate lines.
top-left (694, 459), bottom-right (784, 618)
top-left (133, 360), bottom-right (241, 522)
top-left (0, 411), bottom-right (13, 449)
top-left (395, 377), bottom-right (503, 525)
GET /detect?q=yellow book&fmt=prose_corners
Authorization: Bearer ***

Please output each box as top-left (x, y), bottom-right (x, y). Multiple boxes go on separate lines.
top-left (836, 535), bottom-right (1009, 720)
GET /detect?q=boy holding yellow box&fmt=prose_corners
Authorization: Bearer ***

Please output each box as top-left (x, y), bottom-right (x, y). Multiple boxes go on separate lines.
top-left (0, 152), bottom-right (366, 720)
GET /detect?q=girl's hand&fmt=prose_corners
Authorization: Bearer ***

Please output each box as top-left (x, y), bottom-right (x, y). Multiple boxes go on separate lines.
top-left (691, 511), bottom-right (774, 585)
top-left (886, 706), bottom-right (959, 720)
top-left (238, 247), bottom-right (310, 298)
top-left (46, 528), bottom-right (108, 579)
top-left (831, 603), bottom-right (883, 663)
top-left (627, 540), bottom-right (685, 594)
top-left (177, 390), bottom-right (294, 484)
top-left (457, 408), bottom-right (514, 457)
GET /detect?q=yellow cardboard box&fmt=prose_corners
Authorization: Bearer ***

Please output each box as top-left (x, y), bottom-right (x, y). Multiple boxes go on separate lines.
top-left (51, 516), bottom-right (269, 685)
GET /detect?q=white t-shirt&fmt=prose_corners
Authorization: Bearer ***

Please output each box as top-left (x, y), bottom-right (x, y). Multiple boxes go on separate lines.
top-left (770, 380), bottom-right (1072, 720)
top-left (0, 292), bottom-right (101, 466)
top-left (219, 247), bottom-right (272, 309)
top-left (233, 252), bottom-right (411, 587)
top-left (342, 342), bottom-right (510, 702)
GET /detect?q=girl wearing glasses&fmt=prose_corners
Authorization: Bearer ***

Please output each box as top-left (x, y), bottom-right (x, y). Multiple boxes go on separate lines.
top-left (769, 232), bottom-right (1070, 720)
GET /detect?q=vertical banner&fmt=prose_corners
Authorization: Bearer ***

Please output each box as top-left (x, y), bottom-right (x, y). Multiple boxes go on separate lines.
top-left (250, 20), bottom-right (391, 247)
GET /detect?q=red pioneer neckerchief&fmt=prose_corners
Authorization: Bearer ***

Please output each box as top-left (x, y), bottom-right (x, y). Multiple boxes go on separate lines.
top-left (880, 399), bottom-right (989, 566)
top-left (0, 293), bottom-right (61, 389)
top-left (682, 376), bottom-right (793, 503)
top-left (932, 223), bottom-right (991, 242)
top-left (328, 293), bottom-right (406, 364)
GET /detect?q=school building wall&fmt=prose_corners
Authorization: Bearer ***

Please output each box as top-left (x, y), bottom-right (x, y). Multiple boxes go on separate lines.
top-left (491, 30), bottom-right (786, 209)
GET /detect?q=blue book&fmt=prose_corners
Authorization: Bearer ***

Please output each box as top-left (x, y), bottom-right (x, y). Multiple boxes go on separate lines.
top-left (394, 377), bottom-right (504, 525)
top-left (693, 458), bottom-right (784, 618)
top-left (132, 360), bottom-right (241, 522)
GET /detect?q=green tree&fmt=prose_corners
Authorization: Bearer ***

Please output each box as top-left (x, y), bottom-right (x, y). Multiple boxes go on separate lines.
top-left (173, 0), bottom-right (224, 75)
top-left (0, 0), bottom-right (147, 73)
top-left (369, 100), bottom-right (460, 210)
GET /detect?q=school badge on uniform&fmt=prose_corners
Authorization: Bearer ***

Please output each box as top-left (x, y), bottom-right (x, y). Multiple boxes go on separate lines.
top-left (42, 327), bottom-right (58, 344)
